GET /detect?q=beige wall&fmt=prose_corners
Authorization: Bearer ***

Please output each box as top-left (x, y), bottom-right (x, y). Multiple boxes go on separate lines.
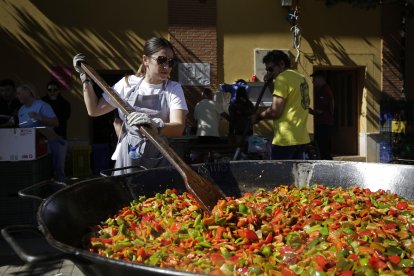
top-left (218, 0), bottom-right (382, 139)
top-left (1, 0), bottom-right (384, 150)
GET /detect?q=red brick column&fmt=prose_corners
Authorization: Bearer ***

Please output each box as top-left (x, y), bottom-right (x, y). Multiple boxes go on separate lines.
top-left (168, 0), bottom-right (217, 127)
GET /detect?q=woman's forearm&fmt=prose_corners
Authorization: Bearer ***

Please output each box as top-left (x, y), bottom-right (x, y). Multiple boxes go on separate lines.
top-left (82, 82), bottom-right (114, 116)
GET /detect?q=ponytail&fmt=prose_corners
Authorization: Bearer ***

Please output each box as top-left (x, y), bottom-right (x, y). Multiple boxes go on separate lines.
top-left (136, 64), bottom-right (145, 77)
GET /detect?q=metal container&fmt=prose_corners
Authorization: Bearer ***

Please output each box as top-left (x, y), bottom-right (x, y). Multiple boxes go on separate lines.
top-left (3, 160), bottom-right (414, 275)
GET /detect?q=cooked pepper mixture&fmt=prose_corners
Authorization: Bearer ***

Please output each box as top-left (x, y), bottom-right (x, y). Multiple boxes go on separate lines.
top-left (87, 185), bottom-right (414, 275)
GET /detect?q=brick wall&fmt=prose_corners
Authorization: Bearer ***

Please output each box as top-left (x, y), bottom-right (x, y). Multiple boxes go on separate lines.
top-left (168, 0), bottom-right (217, 127)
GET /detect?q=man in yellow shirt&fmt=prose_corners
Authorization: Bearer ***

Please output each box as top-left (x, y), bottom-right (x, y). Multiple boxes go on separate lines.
top-left (253, 50), bottom-right (310, 160)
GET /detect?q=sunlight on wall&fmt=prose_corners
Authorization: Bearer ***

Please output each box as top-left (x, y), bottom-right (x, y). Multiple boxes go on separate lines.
top-left (0, 1), bottom-right (163, 98)
top-left (0, 0), bottom-right (167, 140)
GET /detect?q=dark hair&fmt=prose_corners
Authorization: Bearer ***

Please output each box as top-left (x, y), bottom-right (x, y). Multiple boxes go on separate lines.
top-left (47, 79), bottom-right (60, 89)
top-left (202, 88), bottom-right (213, 98)
top-left (143, 37), bottom-right (174, 57)
top-left (0, 79), bottom-right (15, 88)
top-left (262, 50), bottom-right (291, 69)
top-left (235, 79), bottom-right (247, 85)
top-left (136, 37), bottom-right (175, 76)
top-left (236, 86), bottom-right (249, 101)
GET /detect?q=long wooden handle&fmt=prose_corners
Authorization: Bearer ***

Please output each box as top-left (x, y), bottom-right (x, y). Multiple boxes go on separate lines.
top-left (80, 62), bottom-right (226, 213)
top-left (80, 63), bottom-right (191, 181)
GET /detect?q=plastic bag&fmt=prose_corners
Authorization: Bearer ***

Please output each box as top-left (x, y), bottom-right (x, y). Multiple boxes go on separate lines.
top-left (248, 136), bottom-right (270, 153)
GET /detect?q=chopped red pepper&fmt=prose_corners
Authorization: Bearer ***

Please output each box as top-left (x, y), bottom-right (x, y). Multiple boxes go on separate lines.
top-left (227, 255), bottom-right (240, 264)
top-left (396, 201), bottom-right (408, 210)
top-left (243, 229), bottom-right (258, 240)
top-left (388, 209), bottom-right (398, 216)
top-left (264, 232), bottom-right (273, 244)
top-left (369, 255), bottom-right (387, 270)
top-left (314, 255), bottom-right (328, 270)
top-left (388, 255), bottom-right (401, 264)
top-left (210, 253), bottom-right (224, 264)
top-left (358, 230), bottom-right (374, 237)
top-left (383, 223), bottom-right (397, 230)
top-left (280, 265), bottom-right (296, 276)
top-left (348, 254), bottom-right (358, 262)
top-left (169, 222), bottom-right (181, 232)
top-left (311, 214), bottom-right (323, 221)
top-left (313, 199), bottom-right (322, 205)
top-left (86, 185), bottom-right (414, 275)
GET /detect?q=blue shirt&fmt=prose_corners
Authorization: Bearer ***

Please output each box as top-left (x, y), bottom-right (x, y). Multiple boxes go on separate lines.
top-left (18, 99), bottom-right (56, 128)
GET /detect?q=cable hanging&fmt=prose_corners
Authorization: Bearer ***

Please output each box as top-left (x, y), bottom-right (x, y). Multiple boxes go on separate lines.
top-left (287, 2), bottom-right (301, 62)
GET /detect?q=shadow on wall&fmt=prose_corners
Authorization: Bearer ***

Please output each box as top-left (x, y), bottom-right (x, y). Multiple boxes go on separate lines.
top-left (0, 1), bottom-right (166, 94)
top-left (304, 37), bottom-right (380, 132)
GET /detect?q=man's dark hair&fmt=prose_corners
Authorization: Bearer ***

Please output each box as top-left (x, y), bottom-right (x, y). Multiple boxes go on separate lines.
top-left (202, 88), bottom-right (213, 98)
top-left (262, 50), bottom-right (291, 68)
top-left (47, 79), bottom-right (61, 89)
top-left (0, 79), bottom-right (15, 88)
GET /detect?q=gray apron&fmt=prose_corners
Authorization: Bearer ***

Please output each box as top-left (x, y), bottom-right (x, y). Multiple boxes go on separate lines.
top-left (113, 79), bottom-right (171, 175)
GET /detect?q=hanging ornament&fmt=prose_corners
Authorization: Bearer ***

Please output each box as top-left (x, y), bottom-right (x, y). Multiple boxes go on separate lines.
top-left (289, 3), bottom-right (301, 63)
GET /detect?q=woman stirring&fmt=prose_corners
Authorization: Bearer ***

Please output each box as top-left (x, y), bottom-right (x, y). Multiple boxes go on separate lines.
top-left (73, 37), bottom-right (188, 175)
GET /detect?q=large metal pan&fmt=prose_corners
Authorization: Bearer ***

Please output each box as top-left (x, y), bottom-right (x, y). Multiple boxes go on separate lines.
top-left (3, 160), bottom-right (414, 275)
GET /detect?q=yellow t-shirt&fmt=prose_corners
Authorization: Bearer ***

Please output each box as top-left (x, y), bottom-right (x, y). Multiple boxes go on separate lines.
top-left (272, 69), bottom-right (310, 146)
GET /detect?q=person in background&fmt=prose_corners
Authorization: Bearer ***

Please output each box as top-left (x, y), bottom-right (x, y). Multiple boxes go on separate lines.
top-left (219, 79), bottom-right (250, 111)
top-left (228, 80), bottom-right (254, 149)
top-left (253, 50), bottom-right (310, 160)
top-left (308, 70), bottom-right (335, 160)
top-left (42, 80), bottom-right (71, 182)
top-left (0, 79), bottom-right (21, 127)
top-left (17, 83), bottom-right (64, 181)
top-left (194, 88), bottom-right (229, 144)
top-left (17, 83), bottom-right (59, 128)
top-left (73, 37), bottom-right (188, 175)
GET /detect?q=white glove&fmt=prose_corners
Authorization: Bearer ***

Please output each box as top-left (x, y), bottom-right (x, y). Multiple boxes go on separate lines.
top-left (126, 112), bottom-right (152, 127)
top-left (151, 118), bottom-right (165, 128)
top-left (73, 53), bottom-right (91, 83)
top-left (126, 112), bottom-right (165, 129)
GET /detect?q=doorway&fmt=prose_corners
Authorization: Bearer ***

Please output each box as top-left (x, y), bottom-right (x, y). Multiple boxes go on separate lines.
top-left (91, 69), bottom-right (133, 173)
top-left (312, 68), bottom-right (363, 156)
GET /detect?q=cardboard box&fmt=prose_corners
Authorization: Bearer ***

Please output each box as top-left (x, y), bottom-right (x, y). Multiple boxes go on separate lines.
top-left (0, 128), bottom-right (48, 161)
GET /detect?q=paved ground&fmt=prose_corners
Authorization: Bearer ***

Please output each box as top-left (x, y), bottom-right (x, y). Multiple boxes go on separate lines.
top-left (0, 260), bottom-right (84, 276)
top-left (0, 236), bottom-right (84, 276)
top-left (0, 177), bottom-right (91, 276)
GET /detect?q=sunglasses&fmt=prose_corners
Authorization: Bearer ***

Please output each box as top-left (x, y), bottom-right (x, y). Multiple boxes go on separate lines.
top-left (48, 87), bottom-right (58, 92)
top-left (266, 66), bottom-right (274, 73)
top-left (150, 56), bottom-right (176, 68)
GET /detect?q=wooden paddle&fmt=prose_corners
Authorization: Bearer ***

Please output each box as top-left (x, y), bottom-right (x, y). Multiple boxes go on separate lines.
top-left (80, 63), bottom-right (226, 213)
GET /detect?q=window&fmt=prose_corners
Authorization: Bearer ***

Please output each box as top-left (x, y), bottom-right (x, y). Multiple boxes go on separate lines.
top-left (247, 82), bottom-right (273, 107)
